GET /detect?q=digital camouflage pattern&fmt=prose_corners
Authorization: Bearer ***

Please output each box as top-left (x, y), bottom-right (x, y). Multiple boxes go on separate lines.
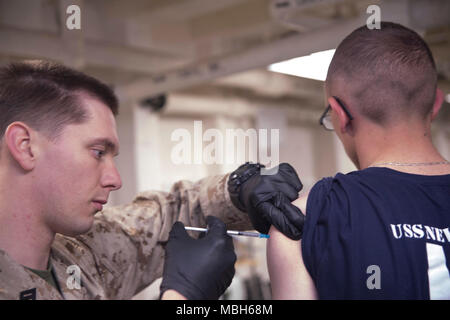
top-left (0, 173), bottom-right (251, 299)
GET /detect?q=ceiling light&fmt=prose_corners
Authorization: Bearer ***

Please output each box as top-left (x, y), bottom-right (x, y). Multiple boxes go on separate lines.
top-left (445, 94), bottom-right (450, 104)
top-left (268, 49), bottom-right (336, 81)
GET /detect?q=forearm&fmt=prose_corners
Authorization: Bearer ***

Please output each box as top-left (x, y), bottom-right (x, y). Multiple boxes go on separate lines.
top-left (135, 173), bottom-right (252, 234)
top-left (196, 173), bottom-right (253, 230)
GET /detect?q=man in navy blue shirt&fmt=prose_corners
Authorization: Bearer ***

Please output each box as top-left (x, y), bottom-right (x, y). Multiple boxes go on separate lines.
top-left (266, 22), bottom-right (450, 299)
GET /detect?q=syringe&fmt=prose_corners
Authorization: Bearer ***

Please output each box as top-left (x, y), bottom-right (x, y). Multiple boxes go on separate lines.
top-left (184, 226), bottom-right (270, 239)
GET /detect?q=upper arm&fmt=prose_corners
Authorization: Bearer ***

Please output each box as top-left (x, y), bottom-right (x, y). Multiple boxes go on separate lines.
top-left (266, 192), bottom-right (318, 300)
top-left (267, 226), bottom-right (317, 299)
top-left (291, 192), bottom-right (308, 214)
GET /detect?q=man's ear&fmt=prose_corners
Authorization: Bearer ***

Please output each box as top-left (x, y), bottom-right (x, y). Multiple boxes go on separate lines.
top-left (430, 88), bottom-right (444, 121)
top-left (328, 96), bottom-right (352, 134)
top-left (4, 122), bottom-right (37, 171)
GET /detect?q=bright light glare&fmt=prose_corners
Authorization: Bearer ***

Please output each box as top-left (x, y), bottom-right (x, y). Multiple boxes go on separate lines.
top-left (268, 49), bottom-right (336, 81)
top-left (445, 94), bottom-right (450, 104)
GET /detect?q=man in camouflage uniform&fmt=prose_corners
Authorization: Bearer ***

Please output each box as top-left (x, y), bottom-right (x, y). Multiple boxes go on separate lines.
top-left (1, 174), bottom-right (246, 299)
top-left (0, 62), bottom-right (303, 300)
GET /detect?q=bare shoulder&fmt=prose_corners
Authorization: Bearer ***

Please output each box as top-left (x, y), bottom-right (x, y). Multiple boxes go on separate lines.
top-left (291, 191), bottom-right (309, 214)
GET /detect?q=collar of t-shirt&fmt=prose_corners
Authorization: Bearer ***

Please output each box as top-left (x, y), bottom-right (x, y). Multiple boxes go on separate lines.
top-left (23, 261), bottom-right (61, 294)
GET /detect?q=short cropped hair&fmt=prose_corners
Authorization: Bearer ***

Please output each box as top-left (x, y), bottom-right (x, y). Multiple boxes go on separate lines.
top-left (326, 22), bottom-right (437, 126)
top-left (0, 61), bottom-right (118, 141)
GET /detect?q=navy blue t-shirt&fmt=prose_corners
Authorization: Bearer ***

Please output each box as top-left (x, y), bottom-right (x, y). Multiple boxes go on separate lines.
top-left (302, 167), bottom-right (450, 299)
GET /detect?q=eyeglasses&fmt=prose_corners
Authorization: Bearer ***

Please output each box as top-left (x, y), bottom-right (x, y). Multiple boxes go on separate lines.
top-left (319, 96), bottom-right (354, 131)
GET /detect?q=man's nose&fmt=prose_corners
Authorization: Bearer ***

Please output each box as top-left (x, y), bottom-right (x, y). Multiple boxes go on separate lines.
top-left (101, 161), bottom-right (122, 191)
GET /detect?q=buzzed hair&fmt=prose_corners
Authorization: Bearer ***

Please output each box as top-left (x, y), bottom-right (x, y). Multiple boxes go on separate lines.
top-left (326, 22), bottom-right (437, 126)
top-left (0, 61), bottom-right (118, 141)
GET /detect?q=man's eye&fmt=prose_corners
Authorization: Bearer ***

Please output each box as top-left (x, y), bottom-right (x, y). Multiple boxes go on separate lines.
top-left (93, 149), bottom-right (105, 158)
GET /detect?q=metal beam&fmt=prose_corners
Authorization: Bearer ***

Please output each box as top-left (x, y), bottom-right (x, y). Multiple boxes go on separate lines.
top-left (164, 92), bottom-right (323, 125)
top-left (214, 69), bottom-right (324, 101)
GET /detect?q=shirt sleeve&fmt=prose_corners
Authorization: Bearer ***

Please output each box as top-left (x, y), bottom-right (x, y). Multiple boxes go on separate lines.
top-left (301, 176), bottom-right (334, 282)
top-left (74, 173), bottom-right (252, 299)
top-left (301, 173), bottom-right (355, 297)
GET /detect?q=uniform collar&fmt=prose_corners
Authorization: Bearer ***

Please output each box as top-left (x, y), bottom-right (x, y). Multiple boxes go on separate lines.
top-left (0, 248), bottom-right (63, 300)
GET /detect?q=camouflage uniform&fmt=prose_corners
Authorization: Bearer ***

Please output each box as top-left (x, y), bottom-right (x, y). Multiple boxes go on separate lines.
top-left (0, 173), bottom-right (251, 299)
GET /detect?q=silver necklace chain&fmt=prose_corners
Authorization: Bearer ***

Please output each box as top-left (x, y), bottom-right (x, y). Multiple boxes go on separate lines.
top-left (370, 161), bottom-right (450, 167)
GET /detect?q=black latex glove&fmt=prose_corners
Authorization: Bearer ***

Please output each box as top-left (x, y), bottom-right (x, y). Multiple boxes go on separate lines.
top-left (228, 162), bottom-right (305, 240)
top-left (160, 216), bottom-right (236, 300)
top-left (257, 191), bottom-right (305, 240)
